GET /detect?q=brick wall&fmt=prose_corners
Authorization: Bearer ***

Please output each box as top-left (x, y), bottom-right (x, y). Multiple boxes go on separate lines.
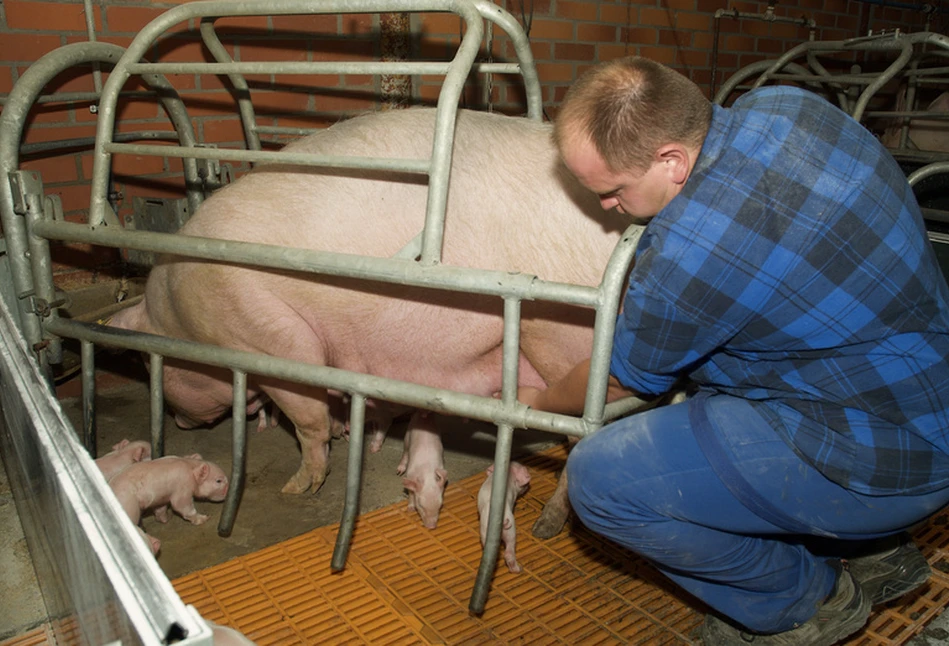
top-left (0, 0), bottom-right (942, 287)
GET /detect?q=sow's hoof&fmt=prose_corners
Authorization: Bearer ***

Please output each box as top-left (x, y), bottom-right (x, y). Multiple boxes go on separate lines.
top-left (532, 504), bottom-right (569, 539)
top-left (281, 467), bottom-right (326, 495)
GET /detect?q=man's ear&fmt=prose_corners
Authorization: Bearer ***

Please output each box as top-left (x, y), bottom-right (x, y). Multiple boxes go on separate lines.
top-left (656, 143), bottom-right (692, 186)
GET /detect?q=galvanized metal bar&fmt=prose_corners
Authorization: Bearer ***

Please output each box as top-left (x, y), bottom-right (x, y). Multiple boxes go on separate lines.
top-left (126, 61), bottom-right (459, 75)
top-left (417, 3), bottom-right (482, 265)
top-left (149, 353), bottom-right (165, 458)
top-left (19, 171), bottom-right (62, 372)
top-left (469, 296), bottom-right (521, 614)
top-left (81, 340), bottom-right (97, 455)
top-left (199, 20), bottom-right (262, 152)
top-left (0, 293), bottom-right (214, 645)
top-left (0, 42), bottom-right (124, 355)
top-left (331, 393), bottom-right (366, 571)
top-left (101, 143), bottom-right (431, 174)
top-left (470, 0), bottom-right (542, 119)
top-left (909, 161), bottom-right (949, 186)
top-left (31, 218), bottom-right (604, 308)
top-left (46, 317), bottom-right (597, 438)
top-left (87, 0), bottom-right (485, 227)
top-left (218, 370), bottom-right (247, 537)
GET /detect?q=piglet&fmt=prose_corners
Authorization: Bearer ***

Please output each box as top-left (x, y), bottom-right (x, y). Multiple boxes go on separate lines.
top-left (398, 412), bottom-right (447, 529)
top-left (95, 439), bottom-right (151, 481)
top-left (135, 526), bottom-right (161, 556)
top-left (109, 455), bottom-right (229, 526)
top-left (478, 461), bottom-right (531, 573)
top-left (209, 622), bottom-right (257, 645)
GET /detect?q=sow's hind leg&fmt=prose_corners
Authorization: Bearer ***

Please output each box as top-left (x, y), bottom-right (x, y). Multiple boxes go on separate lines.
top-left (263, 383), bottom-right (335, 495)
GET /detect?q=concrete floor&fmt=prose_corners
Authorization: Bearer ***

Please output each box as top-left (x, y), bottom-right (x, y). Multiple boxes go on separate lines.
top-left (0, 355), bottom-right (562, 642)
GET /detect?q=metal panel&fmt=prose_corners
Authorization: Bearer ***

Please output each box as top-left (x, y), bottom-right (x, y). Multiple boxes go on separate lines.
top-left (0, 287), bottom-right (213, 645)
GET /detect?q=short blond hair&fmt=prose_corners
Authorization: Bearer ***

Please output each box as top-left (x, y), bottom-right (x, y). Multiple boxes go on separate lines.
top-left (554, 57), bottom-right (712, 173)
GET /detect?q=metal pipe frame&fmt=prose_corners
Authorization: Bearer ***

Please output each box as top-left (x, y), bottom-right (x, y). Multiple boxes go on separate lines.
top-left (7, 0), bottom-right (640, 617)
top-left (714, 31), bottom-right (949, 124)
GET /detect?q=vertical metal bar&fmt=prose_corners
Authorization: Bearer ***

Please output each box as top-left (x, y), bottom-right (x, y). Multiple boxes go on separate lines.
top-left (219, 370), bottom-right (247, 537)
top-left (81, 340), bottom-right (97, 455)
top-left (332, 393), bottom-right (366, 571)
top-left (81, 0), bottom-right (103, 94)
top-left (469, 297), bottom-right (520, 614)
top-left (149, 353), bottom-right (165, 458)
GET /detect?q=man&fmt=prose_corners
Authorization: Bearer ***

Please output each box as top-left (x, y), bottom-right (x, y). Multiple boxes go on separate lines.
top-left (523, 56), bottom-right (949, 644)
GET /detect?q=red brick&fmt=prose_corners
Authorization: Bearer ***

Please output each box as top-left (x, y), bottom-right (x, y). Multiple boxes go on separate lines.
top-left (675, 12), bottom-right (712, 31)
top-left (598, 43), bottom-right (633, 61)
top-left (0, 67), bottom-right (14, 97)
top-left (600, 3), bottom-right (634, 25)
top-left (637, 46), bottom-right (677, 65)
top-left (623, 27), bottom-right (659, 45)
top-left (528, 18), bottom-right (575, 41)
top-left (676, 49), bottom-right (709, 68)
top-left (19, 154), bottom-right (80, 184)
top-left (46, 182), bottom-right (94, 214)
top-left (420, 13), bottom-right (465, 36)
top-left (237, 39), bottom-right (308, 62)
top-left (310, 92), bottom-right (379, 114)
top-left (156, 36), bottom-right (213, 64)
top-left (535, 62), bottom-right (574, 82)
top-left (341, 13), bottom-right (374, 35)
top-left (556, 1), bottom-right (598, 22)
top-left (666, 0), bottom-right (697, 8)
top-left (0, 33), bottom-right (64, 62)
top-left (529, 41), bottom-right (553, 62)
top-left (640, 7), bottom-right (674, 28)
top-left (200, 118), bottom-right (247, 145)
top-left (724, 34), bottom-right (755, 52)
top-left (272, 14), bottom-right (338, 33)
top-left (5, 0), bottom-right (101, 32)
top-left (105, 6), bottom-right (168, 34)
top-left (577, 24), bottom-right (618, 42)
top-left (20, 103), bottom-right (72, 125)
top-left (554, 42), bottom-right (595, 61)
top-left (21, 123), bottom-right (98, 144)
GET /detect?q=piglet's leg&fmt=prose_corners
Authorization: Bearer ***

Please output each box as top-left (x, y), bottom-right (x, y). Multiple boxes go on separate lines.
top-left (170, 492), bottom-right (208, 525)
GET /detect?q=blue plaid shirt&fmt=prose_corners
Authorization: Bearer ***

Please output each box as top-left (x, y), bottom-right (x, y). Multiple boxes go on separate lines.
top-left (611, 86), bottom-right (949, 495)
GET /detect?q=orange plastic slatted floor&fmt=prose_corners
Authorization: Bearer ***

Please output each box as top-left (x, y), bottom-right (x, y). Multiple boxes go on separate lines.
top-left (7, 443), bottom-right (949, 645)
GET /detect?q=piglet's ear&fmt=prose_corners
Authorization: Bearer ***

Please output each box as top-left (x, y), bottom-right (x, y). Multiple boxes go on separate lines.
top-left (186, 453), bottom-right (202, 460)
top-left (132, 446), bottom-right (149, 462)
top-left (402, 477), bottom-right (419, 493)
top-left (195, 463), bottom-right (210, 481)
top-left (485, 464), bottom-right (495, 476)
top-left (112, 439), bottom-right (130, 451)
top-left (435, 468), bottom-right (448, 487)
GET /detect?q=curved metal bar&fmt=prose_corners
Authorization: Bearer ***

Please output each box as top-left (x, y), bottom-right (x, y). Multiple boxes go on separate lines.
top-left (713, 59), bottom-right (812, 105)
top-left (218, 369), bottom-right (248, 536)
top-left (909, 161), bottom-right (949, 186)
top-left (87, 0), bottom-right (487, 229)
top-left (852, 40), bottom-right (914, 122)
top-left (0, 42), bottom-right (123, 354)
top-left (199, 19), bottom-right (263, 152)
top-left (0, 41), bottom-right (201, 351)
top-left (471, 0), bottom-right (542, 120)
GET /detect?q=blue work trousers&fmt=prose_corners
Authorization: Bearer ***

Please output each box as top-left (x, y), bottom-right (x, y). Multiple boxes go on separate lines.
top-left (566, 394), bottom-right (949, 633)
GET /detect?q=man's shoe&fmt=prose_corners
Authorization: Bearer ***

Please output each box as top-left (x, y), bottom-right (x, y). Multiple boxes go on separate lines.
top-left (698, 567), bottom-right (871, 646)
top-left (845, 533), bottom-right (931, 605)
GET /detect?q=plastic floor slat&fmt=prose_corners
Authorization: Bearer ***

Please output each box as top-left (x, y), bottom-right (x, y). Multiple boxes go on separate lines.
top-left (8, 442), bottom-right (949, 645)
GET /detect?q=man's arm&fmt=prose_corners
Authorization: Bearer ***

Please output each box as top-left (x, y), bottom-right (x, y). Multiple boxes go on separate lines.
top-left (517, 358), bottom-right (638, 415)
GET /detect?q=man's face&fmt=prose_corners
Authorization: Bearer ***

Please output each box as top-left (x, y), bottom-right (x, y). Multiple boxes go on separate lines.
top-left (561, 136), bottom-right (681, 220)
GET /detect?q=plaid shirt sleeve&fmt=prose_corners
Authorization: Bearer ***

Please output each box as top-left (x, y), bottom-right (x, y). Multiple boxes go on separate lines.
top-left (611, 87), bottom-right (949, 495)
